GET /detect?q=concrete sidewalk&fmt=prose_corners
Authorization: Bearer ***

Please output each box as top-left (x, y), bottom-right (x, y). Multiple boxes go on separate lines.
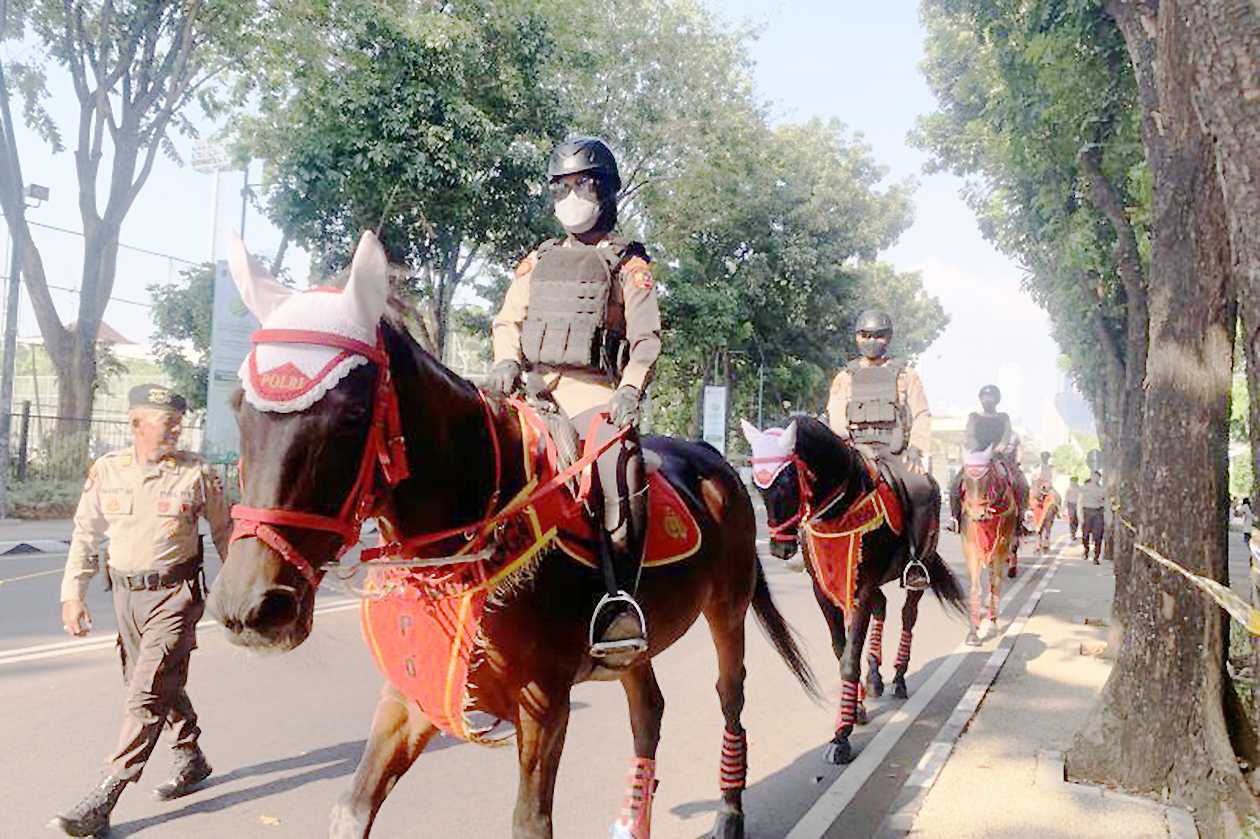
top-left (896, 540), bottom-right (1198, 839)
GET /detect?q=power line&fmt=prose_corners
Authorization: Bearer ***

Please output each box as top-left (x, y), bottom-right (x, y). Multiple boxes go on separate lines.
top-left (27, 220), bottom-right (200, 265)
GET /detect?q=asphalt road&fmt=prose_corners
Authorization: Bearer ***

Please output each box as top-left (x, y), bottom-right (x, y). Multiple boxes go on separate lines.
top-left (0, 516), bottom-right (1129, 838)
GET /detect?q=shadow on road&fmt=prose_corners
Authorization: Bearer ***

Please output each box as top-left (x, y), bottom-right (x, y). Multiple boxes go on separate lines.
top-left (110, 739), bottom-right (370, 836)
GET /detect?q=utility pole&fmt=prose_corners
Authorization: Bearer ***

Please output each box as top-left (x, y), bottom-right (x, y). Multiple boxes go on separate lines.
top-left (0, 183), bottom-right (48, 518)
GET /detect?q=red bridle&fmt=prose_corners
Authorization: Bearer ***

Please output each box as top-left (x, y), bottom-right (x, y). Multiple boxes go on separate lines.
top-left (229, 327), bottom-right (411, 587)
top-left (751, 455), bottom-right (849, 544)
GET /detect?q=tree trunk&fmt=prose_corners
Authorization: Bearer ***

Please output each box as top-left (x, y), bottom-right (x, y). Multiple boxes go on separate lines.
top-left (1070, 4), bottom-right (1258, 831)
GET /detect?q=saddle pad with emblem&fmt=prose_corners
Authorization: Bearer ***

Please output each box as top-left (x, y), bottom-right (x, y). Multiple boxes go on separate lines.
top-left (359, 403), bottom-right (702, 744)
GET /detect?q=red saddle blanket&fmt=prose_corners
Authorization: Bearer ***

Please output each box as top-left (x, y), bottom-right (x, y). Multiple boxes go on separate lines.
top-left (802, 462), bottom-right (903, 614)
top-left (361, 403), bottom-right (702, 742)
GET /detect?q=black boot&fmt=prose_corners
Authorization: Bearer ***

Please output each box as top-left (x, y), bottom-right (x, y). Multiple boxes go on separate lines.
top-left (51, 775), bottom-right (127, 837)
top-left (590, 441), bottom-right (648, 667)
top-left (153, 745), bottom-right (213, 800)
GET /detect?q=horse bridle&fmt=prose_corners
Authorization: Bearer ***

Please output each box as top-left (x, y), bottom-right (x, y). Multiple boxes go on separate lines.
top-left (229, 326), bottom-right (411, 587)
top-left (751, 454), bottom-right (849, 544)
top-left (960, 462), bottom-right (1012, 522)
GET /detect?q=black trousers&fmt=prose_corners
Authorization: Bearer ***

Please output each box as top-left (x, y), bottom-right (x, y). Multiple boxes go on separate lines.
top-left (1081, 509), bottom-right (1105, 557)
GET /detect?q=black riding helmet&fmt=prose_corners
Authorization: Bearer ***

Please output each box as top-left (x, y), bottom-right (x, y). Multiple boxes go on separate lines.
top-left (547, 137), bottom-right (621, 232)
top-left (979, 384), bottom-right (1001, 401)
top-left (547, 137), bottom-right (622, 194)
top-left (854, 308), bottom-right (893, 360)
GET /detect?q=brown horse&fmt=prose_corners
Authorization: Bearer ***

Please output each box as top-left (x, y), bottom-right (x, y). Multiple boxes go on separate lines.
top-left (740, 417), bottom-right (964, 764)
top-left (208, 232), bottom-right (816, 839)
top-left (1029, 481), bottom-right (1060, 553)
top-left (957, 452), bottom-right (1019, 645)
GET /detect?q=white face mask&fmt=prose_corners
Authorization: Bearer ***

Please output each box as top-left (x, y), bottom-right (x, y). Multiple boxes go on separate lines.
top-left (554, 192), bottom-right (600, 234)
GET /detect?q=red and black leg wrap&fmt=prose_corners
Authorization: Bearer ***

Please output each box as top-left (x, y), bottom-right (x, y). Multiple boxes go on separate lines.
top-left (614, 757), bottom-right (658, 839)
top-left (720, 728), bottom-right (748, 792)
top-left (869, 617), bottom-right (884, 665)
top-left (894, 628), bottom-right (913, 672)
top-left (837, 679), bottom-right (861, 732)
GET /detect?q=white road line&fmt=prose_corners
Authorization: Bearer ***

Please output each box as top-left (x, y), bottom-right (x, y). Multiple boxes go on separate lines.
top-left (878, 536), bottom-right (1068, 836)
top-left (0, 598), bottom-right (362, 666)
top-left (0, 567), bottom-right (63, 586)
top-left (785, 544), bottom-right (1051, 839)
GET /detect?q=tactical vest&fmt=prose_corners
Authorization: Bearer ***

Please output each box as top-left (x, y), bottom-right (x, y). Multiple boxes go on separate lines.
top-left (519, 237), bottom-right (635, 380)
top-left (969, 412), bottom-right (1010, 451)
top-left (845, 359), bottom-right (907, 453)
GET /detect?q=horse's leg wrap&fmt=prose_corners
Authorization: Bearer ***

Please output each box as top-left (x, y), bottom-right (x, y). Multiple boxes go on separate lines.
top-left (836, 679), bottom-right (860, 733)
top-left (719, 728), bottom-right (748, 792)
top-left (612, 757), bottom-right (658, 839)
top-left (871, 612), bottom-right (882, 665)
top-left (894, 628), bottom-right (913, 673)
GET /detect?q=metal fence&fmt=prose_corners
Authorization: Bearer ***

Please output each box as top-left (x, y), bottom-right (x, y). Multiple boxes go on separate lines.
top-left (4, 403), bottom-right (206, 483)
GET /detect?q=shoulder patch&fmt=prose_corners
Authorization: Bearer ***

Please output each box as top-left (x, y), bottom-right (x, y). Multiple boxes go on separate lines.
top-left (514, 251), bottom-right (538, 279)
top-left (622, 256), bottom-right (654, 291)
top-left (83, 464), bottom-right (98, 493)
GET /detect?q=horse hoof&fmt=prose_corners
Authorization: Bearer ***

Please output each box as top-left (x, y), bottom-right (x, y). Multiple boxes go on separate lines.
top-left (824, 739), bottom-right (854, 765)
top-left (893, 676), bottom-right (909, 699)
top-left (329, 794), bottom-right (370, 839)
top-left (855, 703), bottom-right (868, 726)
top-left (710, 810), bottom-right (745, 839)
top-left (965, 630), bottom-right (981, 647)
top-left (1007, 566), bottom-right (1017, 578)
top-left (865, 662), bottom-right (885, 699)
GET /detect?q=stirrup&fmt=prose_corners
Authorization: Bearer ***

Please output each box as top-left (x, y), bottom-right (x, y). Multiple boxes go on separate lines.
top-left (901, 558), bottom-right (931, 591)
top-left (589, 592), bottom-right (648, 658)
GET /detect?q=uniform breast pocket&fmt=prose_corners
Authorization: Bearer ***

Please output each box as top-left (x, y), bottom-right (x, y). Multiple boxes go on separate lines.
top-left (101, 492), bottom-right (134, 519)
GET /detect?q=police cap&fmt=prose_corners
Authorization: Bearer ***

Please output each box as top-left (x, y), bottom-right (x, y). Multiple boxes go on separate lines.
top-left (128, 384), bottom-right (187, 414)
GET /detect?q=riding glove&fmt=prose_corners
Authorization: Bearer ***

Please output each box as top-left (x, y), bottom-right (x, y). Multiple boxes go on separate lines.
top-left (608, 386), bottom-right (641, 428)
top-left (485, 360), bottom-right (522, 397)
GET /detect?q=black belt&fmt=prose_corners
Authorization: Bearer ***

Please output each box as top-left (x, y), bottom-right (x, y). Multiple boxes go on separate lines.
top-left (109, 562), bottom-right (199, 592)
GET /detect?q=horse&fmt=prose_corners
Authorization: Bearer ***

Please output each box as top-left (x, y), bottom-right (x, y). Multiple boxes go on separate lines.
top-left (207, 232), bottom-right (818, 839)
top-left (956, 451), bottom-right (1019, 646)
top-left (739, 417), bottom-right (964, 765)
top-left (1029, 480), bottom-right (1060, 553)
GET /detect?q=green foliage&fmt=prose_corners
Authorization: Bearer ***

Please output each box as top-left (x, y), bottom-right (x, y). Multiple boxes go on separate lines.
top-left (147, 263), bottom-right (215, 412)
top-left (915, 0), bottom-right (1147, 410)
top-left (1231, 455), bottom-right (1254, 502)
top-left (6, 478), bottom-right (81, 519)
top-left (1052, 442), bottom-right (1088, 481)
top-left (236, 0), bottom-right (566, 351)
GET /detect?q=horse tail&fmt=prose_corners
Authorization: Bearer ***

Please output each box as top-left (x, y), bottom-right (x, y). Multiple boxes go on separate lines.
top-left (925, 550), bottom-right (967, 617)
top-left (751, 559), bottom-right (821, 700)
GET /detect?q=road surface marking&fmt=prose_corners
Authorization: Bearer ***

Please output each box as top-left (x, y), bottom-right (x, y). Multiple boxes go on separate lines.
top-left (0, 567), bottom-right (63, 586)
top-left (0, 598), bottom-right (362, 666)
top-left (785, 547), bottom-right (1051, 839)
top-left (876, 537), bottom-right (1068, 837)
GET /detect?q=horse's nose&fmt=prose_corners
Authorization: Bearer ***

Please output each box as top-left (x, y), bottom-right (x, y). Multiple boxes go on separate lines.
top-left (244, 587), bottom-right (301, 632)
top-left (770, 540), bottom-right (797, 561)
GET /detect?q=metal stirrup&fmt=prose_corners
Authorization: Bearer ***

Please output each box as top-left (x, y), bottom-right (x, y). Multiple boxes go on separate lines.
top-left (901, 558), bottom-right (931, 591)
top-left (589, 591), bottom-right (649, 657)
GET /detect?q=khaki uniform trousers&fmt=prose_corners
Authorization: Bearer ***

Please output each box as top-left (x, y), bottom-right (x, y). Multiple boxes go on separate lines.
top-left (106, 571), bottom-right (204, 781)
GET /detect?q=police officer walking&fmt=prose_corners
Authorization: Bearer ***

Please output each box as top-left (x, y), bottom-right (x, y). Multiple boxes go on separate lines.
top-left (53, 385), bottom-right (232, 837)
top-left (826, 308), bottom-right (938, 587)
top-left (486, 137), bottom-right (660, 667)
top-left (1079, 470), bottom-right (1106, 564)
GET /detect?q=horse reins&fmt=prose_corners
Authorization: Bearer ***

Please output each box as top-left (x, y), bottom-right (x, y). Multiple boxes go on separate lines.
top-left (751, 454), bottom-right (850, 543)
top-left (230, 323), bottom-right (632, 587)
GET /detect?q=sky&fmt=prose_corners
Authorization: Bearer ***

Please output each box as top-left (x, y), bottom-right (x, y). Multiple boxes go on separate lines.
top-left (1, 1), bottom-right (1065, 434)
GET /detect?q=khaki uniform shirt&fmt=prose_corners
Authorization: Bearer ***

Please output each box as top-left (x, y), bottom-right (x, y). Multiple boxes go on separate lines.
top-left (492, 235), bottom-right (662, 418)
top-left (1064, 484), bottom-right (1081, 507)
top-left (1079, 481), bottom-right (1107, 510)
top-left (826, 358), bottom-right (932, 456)
top-left (60, 448), bottom-right (233, 602)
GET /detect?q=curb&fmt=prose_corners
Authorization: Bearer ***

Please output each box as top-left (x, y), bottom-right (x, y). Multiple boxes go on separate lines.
top-left (0, 539), bottom-right (70, 555)
top-left (875, 539), bottom-right (1066, 838)
top-left (1034, 751), bottom-right (1198, 839)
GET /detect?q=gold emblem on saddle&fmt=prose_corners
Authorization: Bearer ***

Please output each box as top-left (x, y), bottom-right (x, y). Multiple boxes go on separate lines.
top-left (662, 511), bottom-right (687, 541)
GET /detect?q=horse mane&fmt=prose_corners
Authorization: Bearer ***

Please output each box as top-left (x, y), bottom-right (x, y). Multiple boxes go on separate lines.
top-left (380, 297), bottom-right (483, 403)
top-left (791, 414), bottom-right (861, 477)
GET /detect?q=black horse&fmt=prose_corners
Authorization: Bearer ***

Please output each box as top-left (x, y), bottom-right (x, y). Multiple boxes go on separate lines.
top-left (742, 416), bottom-right (965, 764)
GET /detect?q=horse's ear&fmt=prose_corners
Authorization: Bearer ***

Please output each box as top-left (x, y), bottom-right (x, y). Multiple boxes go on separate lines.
top-left (739, 418), bottom-right (761, 448)
top-left (227, 234), bottom-right (292, 323)
top-left (344, 230), bottom-right (389, 327)
top-left (782, 420), bottom-right (798, 454)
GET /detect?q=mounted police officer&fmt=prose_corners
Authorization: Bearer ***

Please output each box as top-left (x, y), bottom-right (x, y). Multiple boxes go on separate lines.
top-left (53, 385), bottom-right (232, 837)
top-left (949, 384), bottom-right (1029, 530)
top-left (486, 137), bottom-right (660, 667)
top-left (826, 308), bottom-right (936, 588)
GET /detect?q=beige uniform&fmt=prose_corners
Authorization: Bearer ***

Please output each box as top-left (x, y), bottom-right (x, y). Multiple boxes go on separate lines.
top-left (60, 447), bottom-right (232, 783)
top-left (1079, 480), bottom-right (1107, 510)
top-left (826, 359), bottom-right (932, 456)
top-left (492, 236), bottom-right (662, 418)
top-left (61, 448), bottom-right (232, 602)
